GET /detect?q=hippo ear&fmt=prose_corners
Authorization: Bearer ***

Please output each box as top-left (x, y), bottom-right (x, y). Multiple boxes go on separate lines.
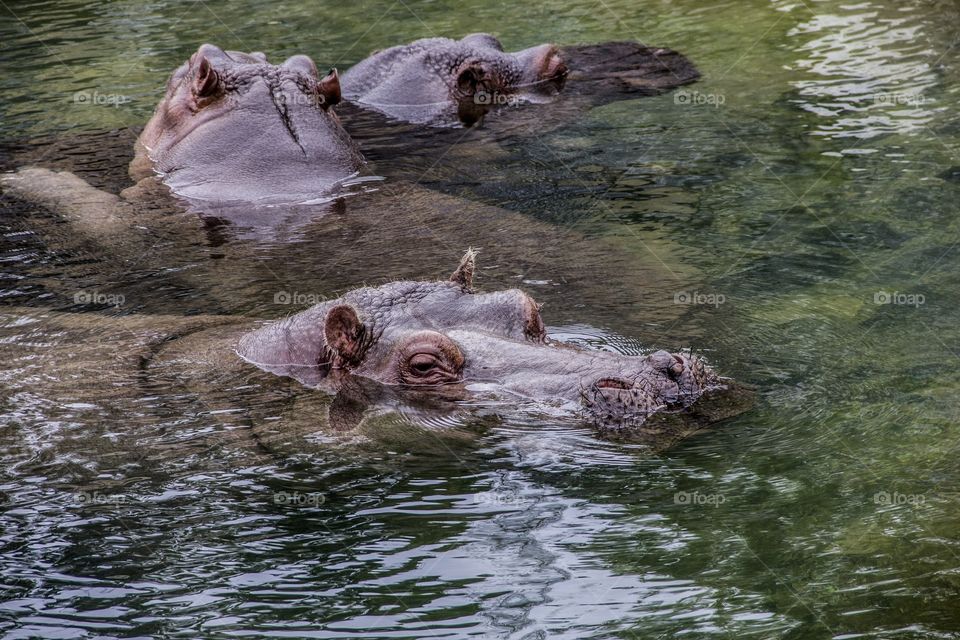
top-left (461, 33), bottom-right (504, 52)
top-left (193, 56), bottom-right (221, 98)
top-left (449, 248), bottom-right (477, 291)
top-left (324, 305), bottom-right (368, 366)
top-left (317, 69), bottom-right (341, 108)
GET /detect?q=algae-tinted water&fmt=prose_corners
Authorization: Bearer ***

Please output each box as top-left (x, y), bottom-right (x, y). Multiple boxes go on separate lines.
top-left (2, 0), bottom-right (960, 638)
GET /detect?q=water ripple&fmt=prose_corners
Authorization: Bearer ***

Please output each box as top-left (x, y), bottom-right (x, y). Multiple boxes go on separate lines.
top-left (787, 2), bottom-right (942, 139)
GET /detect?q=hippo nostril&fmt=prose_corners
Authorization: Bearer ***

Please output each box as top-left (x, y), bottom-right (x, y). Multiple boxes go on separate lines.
top-left (595, 377), bottom-right (632, 390)
top-left (547, 57), bottom-right (568, 81)
top-left (671, 354), bottom-right (685, 377)
top-left (649, 350), bottom-right (686, 379)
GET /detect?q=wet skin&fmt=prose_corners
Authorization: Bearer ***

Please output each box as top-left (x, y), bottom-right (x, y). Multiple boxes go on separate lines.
top-left (341, 33), bottom-right (569, 127)
top-left (0, 41), bottom-right (733, 439)
top-left (1, 37), bottom-right (699, 228)
top-left (132, 44), bottom-right (364, 204)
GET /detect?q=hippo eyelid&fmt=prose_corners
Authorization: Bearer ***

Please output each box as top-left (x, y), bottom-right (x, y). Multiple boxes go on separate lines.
top-left (395, 331), bottom-right (465, 386)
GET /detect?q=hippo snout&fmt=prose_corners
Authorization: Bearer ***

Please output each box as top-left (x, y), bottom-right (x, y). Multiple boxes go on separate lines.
top-left (587, 376), bottom-right (663, 422)
top-left (583, 351), bottom-right (720, 424)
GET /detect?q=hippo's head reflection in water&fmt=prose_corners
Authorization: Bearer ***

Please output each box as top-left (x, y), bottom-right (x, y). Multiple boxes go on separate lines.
top-left (238, 251), bottom-right (749, 441)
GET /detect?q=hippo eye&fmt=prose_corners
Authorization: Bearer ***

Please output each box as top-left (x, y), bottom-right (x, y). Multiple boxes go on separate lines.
top-left (409, 353), bottom-right (440, 375)
top-left (399, 335), bottom-right (465, 386)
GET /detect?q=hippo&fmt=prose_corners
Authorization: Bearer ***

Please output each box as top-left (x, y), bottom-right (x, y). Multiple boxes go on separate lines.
top-left (0, 41), bottom-right (705, 340)
top-left (340, 34), bottom-right (700, 127)
top-left (0, 253), bottom-right (749, 449)
top-left (236, 251), bottom-right (748, 437)
top-left (341, 34), bottom-right (568, 127)
top-left (2, 37), bottom-right (697, 228)
top-left (131, 43), bottom-right (364, 204)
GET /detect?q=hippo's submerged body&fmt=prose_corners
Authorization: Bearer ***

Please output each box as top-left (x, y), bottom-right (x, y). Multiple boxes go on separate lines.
top-left (0, 253), bottom-right (748, 446)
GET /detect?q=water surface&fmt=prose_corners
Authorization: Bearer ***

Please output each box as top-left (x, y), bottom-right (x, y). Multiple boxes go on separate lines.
top-left (2, 0), bottom-right (960, 638)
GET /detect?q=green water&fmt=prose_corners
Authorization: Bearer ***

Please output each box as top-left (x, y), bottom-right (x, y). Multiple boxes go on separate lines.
top-left (2, 0), bottom-right (960, 637)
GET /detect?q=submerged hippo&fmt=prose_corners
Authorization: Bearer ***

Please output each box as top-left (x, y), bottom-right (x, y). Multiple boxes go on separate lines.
top-left (3, 37), bottom-right (697, 227)
top-left (341, 34), bottom-right (700, 127)
top-left (132, 44), bottom-right (363, 204)
top-left (0, 128), bottom-right (698, 332)
top-left (236, 251), bottom-right (748, 437)
top-left (1, 43), bottom-right (700, 322)
top-left (0, 253), bottom-right (748, 447)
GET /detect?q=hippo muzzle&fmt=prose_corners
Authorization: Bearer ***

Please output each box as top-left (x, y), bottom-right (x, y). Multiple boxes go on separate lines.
top-left (584, 351), bottom-right (719, 424)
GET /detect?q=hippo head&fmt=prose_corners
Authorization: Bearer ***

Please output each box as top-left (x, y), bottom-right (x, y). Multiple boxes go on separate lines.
top-left (237, 252), bottom-right (744, 437)
top-left (137, 44), bottom-right (364, 203)
top-left (340, 34), bottom-right (568, 127)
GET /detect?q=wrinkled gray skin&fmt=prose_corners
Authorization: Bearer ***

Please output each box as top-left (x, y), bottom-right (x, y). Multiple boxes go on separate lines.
top-left (133, 44), bottom-right (364, 204)
top-left (341, 33), bottom-right (568, 127)
top-left (238, 251), bottom-right (740, 432)
top-left (2, 38), bottom-right (698, 231)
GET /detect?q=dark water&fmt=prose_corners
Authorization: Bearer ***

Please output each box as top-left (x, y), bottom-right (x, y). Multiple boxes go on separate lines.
top-left (2, 0), bottom-right (960, 638)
